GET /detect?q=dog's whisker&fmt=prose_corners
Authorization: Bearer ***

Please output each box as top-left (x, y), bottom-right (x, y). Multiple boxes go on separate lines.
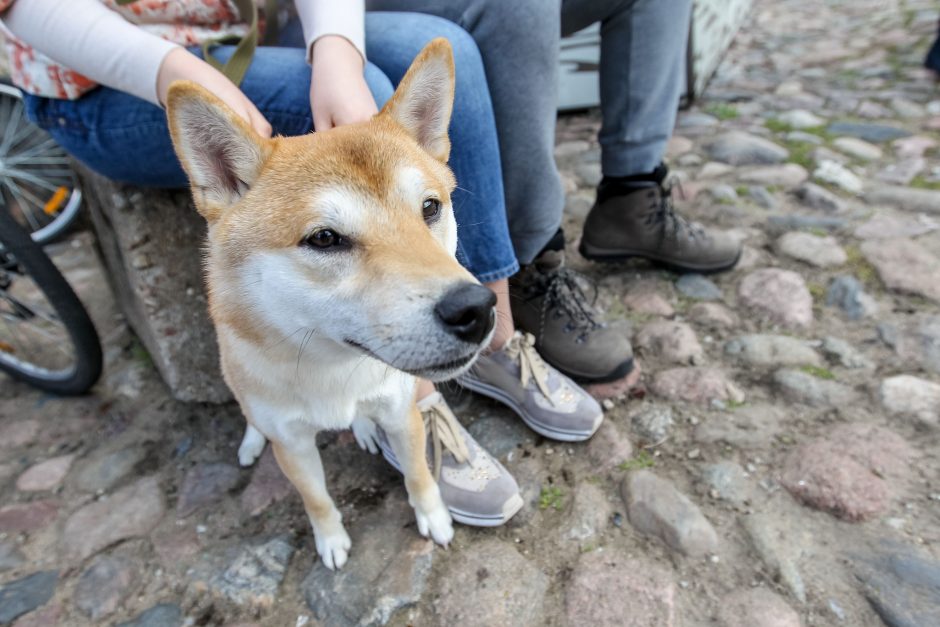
top-left (295, 329), bottom-right (315, 379)
top-left (262, 326), bottom-right (307, 355)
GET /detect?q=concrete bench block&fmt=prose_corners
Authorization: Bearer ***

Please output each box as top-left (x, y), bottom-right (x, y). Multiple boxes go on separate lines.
top-left (76, 163), bottom-right (231, 403)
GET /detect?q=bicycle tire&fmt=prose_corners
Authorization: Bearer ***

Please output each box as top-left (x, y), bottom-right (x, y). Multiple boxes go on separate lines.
top-left (0, 207), bottom-right (102, 394)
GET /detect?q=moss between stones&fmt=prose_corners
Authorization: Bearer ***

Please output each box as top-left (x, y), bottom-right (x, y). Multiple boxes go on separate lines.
top-left (800, 364), bottom-right (836, 380)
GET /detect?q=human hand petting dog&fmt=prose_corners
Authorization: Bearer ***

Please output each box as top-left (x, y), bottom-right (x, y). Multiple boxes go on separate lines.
top-left (157, 37), bottom-right (376, 137)
top-left (157, 48), bottom-right (273, 138)
top-left (310, 35), bottom-right (378, 129)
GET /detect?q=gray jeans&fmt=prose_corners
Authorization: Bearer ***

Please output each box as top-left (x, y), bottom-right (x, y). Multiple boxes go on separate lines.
top-left (366, 0), bottom-right (692, 263)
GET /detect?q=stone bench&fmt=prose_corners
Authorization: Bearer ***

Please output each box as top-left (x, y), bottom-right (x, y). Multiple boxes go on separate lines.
top-left (77, 163), bottom-right (231, 403)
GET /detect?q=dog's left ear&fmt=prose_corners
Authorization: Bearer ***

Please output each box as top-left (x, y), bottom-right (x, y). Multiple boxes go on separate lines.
top-left (381, 38), bottom-right (455, 162)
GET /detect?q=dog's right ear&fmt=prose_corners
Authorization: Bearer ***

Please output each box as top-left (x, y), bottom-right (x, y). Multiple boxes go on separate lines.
top-left (166, 81), bottom-right (271, 222)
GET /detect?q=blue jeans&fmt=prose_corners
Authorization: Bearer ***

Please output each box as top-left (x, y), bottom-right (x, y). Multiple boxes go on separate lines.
top-left (368, 0), bottom-right (691, 263)
top-left (24, 13), bottom-right (518, 283)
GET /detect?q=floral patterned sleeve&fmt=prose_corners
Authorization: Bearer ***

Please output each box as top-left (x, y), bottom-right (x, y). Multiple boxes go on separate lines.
top-left (0, 0), bottom-right (250, 101)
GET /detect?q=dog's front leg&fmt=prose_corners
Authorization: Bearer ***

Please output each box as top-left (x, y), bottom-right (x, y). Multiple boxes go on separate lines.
top-left (378, 402), bottom-right (454, 546)
top-left (267, 424), bottom-right (351, 570)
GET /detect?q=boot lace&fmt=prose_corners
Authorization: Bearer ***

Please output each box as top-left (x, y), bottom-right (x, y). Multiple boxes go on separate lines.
top-left (644, 178), bottom-right (705, 243)
top-left (533, 266), bottom-right (601, 344)
top-left (420, 393), bottom-right (471, 480)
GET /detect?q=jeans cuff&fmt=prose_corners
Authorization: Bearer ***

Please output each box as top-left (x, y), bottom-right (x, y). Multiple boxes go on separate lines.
top-left (471, 260), bottom-right (520, 284)
top-left (602, 146), bottom-right (666, 179)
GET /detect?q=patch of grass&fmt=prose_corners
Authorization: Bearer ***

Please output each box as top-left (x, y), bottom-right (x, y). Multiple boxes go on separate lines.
top-left (626, 310), bottom-right (654, 324)
top-left (844, 244), bottom-right (880, 288)
top-left (705, 103), bottom-right (739, 120)
top-left (580, 543), bottom-right (597, 553)
top-left (807, 227), bottom-right (829, 237)
top-left (800, 365), bottom-right (836, 380)
top-left (835, 68), bottom-right (860, 85)
top-left (903, 7), bottom-right (916, 29)
top-left (618, 450), bottom-right (656, 471)
top-left (910, 175), bottom-right (940, 191)
top-left (807, 282), bottom-right (826, 303)
top-left (605, 298), bottom-right (627, 320)
top-left (726, 399), bottom-right (747, 410)
top-left (539, 486), bottom-right (565, 511)
top-left (130, 340), bottom-right (152, 368)
top-left (784, 140), bottom-right (816, 169)
top-left (798, 126), bottom-right (832, 140)
top-left (764, 118), bottom-right (791, 134)
top-left (735, 185), bottom-right (750, 197)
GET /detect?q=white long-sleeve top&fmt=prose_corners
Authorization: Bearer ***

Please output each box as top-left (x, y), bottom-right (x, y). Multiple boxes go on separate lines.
top-left (0, 0), bottom-right (364, 105)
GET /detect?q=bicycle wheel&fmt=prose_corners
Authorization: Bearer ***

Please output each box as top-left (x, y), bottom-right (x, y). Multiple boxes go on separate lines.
top-left (0, 207), bottom-right (101, 394)
top-left (0, 83), bottom-right (83, 245)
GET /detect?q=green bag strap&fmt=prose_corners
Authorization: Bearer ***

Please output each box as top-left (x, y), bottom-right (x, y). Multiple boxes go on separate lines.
top-left (115, 0), bottom-right (280, 86)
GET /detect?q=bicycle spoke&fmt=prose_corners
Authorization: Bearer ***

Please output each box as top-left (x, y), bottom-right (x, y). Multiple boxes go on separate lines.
top-left (1, 289), bottom-right (71, 370)
top-left (11, 137), bottom-right (59, 161)
top-left (0, 96), bottom-right (11, 150)
top-left (0, 99), bottom-right (24, 156)
top-left (12, 168), bottom-right (75, 179)
top-left (6, 155), bottom-right (71, 167)
top-left (8, 120), bottom-right (51, 155)
top-left (0, 309), bottom-right (41, 368)
top-left (4, 179), bottom-right (43, 231)
top-left (6, 168), bottom-right (62, 193)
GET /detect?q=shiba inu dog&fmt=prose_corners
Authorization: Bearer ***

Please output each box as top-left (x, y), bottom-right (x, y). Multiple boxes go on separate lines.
top-left (166, 39), bottom-right (496, 570)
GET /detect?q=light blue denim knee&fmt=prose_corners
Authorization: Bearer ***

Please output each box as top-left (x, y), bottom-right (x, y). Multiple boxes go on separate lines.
top-left (366, 12), bottom-right (519, 283)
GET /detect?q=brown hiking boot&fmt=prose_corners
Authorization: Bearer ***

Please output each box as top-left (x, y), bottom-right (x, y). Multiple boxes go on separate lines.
top-left (509, 250), bottom-right (634, 383)
top-left (579, 176), bottom-right (741, 273)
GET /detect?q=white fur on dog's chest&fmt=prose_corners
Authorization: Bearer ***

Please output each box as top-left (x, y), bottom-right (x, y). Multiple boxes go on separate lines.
top-left (224, 328), bottom-right (415, 437)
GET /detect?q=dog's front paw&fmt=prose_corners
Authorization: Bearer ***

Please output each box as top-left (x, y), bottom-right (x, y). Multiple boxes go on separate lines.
top-left (351, 416), bottom-right (380, 454)
top-left (238, 425), bottom-right (266, 467)
top-left (415, 502), bottom-right (454, 547)
top-left (314, 525), bottom-right (352, 570)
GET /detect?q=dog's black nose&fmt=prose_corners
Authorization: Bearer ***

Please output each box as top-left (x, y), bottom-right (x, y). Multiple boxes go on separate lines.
top-left (435, 282), bottom-right (497, 344)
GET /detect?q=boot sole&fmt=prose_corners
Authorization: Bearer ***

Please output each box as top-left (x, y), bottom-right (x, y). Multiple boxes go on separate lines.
top-left (579, 240), bottom-right (742, 274)
top-left (551, 355), bottom-right (635, 385)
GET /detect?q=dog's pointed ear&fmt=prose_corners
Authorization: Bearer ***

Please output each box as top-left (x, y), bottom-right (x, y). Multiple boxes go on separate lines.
top-left (166, 81), bottom-right (271, 221)
top-left (381, 38), bottom-right (455, 162)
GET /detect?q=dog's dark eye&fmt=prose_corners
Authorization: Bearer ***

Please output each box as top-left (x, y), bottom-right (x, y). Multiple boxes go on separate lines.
top-left (303, 229), bottom-right (347, 249)
top-left (422, 198), bottom-right (441, 222)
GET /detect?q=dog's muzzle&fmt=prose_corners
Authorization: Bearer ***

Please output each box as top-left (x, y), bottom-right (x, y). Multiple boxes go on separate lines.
top-left (434, 282), bottom-right (497, 346)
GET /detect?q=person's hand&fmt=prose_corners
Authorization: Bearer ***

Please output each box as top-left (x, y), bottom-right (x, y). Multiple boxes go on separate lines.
top-left (156, 47), bottom-right (272, 138)
top-left (310, 35), bottom-right (378, 130)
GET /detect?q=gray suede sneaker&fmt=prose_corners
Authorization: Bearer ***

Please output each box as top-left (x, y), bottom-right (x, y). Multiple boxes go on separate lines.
top-left (458, 331), bottom-right (604, 442)
top-left (359, 393), bottom-right (523, 527)
top-left (509, 250), bottom-right (635, 383)
top-left (580, 176), bottom-right (742, 272)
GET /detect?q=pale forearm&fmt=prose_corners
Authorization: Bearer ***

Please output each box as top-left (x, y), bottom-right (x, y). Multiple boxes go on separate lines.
top-left (2, 0), bottom-right (179, 105)
top-left (294, 0), bottom-right (365, 64)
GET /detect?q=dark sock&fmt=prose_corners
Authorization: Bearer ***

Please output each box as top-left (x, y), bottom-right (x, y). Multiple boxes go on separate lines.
top-left (597, 163), bottom-right (668, 204)
top-left (536, 228), bottom-right (565, 258)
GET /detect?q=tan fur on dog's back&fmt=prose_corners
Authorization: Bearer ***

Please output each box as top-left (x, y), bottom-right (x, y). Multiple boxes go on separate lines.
top-left (165, 38), bottom-right (480, 571)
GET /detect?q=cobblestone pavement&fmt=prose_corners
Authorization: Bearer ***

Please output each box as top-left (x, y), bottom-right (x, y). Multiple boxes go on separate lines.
top-left (4, 1), bottom-right (940, 625)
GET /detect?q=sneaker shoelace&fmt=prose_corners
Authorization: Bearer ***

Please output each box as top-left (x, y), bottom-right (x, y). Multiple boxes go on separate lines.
top-left (420, 395), bottom-right (471, 481)
top-left (535, 266), bottom-right (601, 343)
top-left (644, 178), bottom-right (705, 243)
top-left (503, 332), bottom-right (556, 407)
